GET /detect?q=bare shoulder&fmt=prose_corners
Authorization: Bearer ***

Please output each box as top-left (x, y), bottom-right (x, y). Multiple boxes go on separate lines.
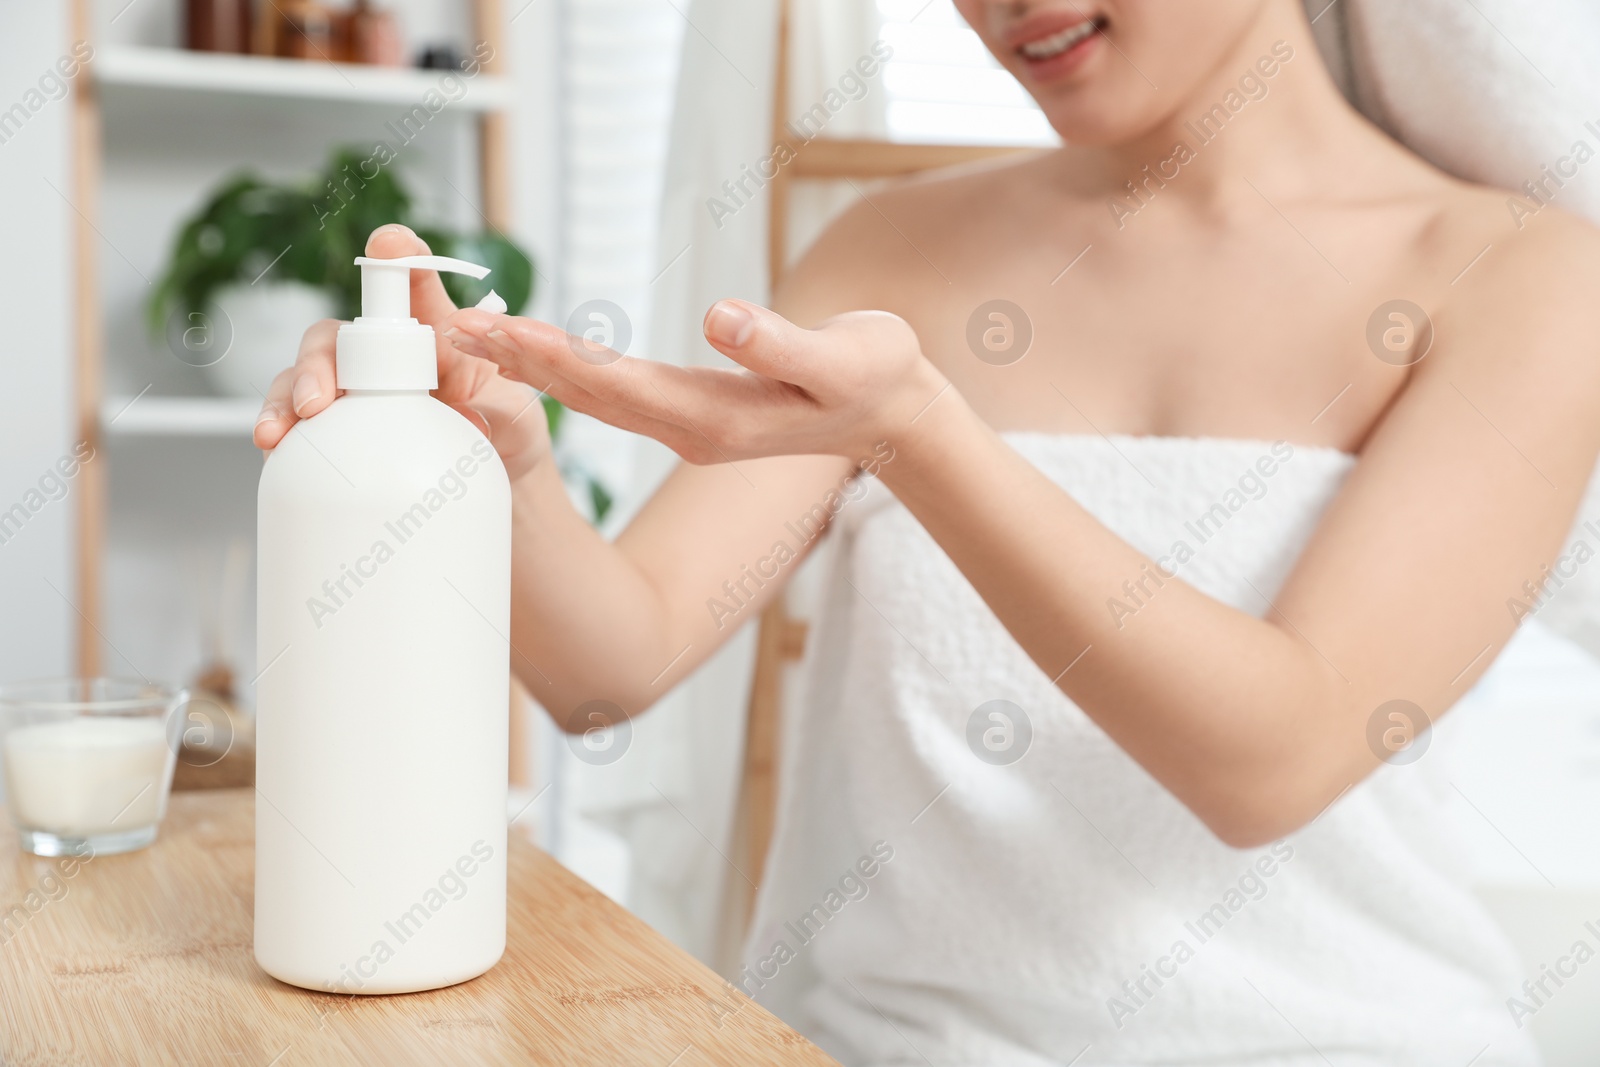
top-left (1433, 183), bottom-right (1600, 359)
top-left (772, 149), bottom-right (1060, 324)
top-left (1404, 183), bottom-right (1600, 471)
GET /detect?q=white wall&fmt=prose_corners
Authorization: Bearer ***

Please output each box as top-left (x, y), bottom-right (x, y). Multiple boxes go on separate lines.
top-left (0, 4), bottom-right (78, 682)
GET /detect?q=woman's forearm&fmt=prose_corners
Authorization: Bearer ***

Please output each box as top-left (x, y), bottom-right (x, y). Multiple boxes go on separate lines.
top-left (507, 458), bottom-right (682, 720)
top-left (506, 449), bottom-right (858, 724)
top-left (880, 392), bottom-right (1358, 845)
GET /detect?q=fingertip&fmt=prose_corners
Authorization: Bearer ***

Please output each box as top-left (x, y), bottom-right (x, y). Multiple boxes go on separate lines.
top-left (252, 417), bottom-right (283, 451)
top-left (484, 327), bottom-right (525, 369)
top-left (443, 324), bottom-right (490, 361)
top-left (364, 223), bottom-right (428, 257)
top-left (291, 374), bottom-right (325, 418)
top-left (704, 300), bottom-right (757, 348)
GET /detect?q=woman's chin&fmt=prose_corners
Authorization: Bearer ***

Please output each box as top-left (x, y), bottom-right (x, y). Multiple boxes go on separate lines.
top-left (1038, 103), bottom-right (1162, 149)
top-left (1022, 68), bottom-right (1172, 148)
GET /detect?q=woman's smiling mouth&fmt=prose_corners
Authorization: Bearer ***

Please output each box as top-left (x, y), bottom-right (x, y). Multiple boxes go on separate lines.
top-left (1009, 10), bottom-right (1108, 82)
top-left (1019, 18), bottom-right (1100, 60)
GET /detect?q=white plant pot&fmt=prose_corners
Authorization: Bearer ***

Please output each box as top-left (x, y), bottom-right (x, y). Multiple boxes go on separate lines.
top-left (202, 282), bottom-right (338, 400)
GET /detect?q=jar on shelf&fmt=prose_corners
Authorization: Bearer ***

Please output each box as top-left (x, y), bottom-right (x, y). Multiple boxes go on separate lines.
top-left (348, 0), bottom-right (406, 67)
top-left (253, 0), bottom-right (336, 61)
top-left (185, 0), bottom-right (252, 53)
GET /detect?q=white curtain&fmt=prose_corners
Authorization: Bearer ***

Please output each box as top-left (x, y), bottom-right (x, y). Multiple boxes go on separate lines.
top-left (618, 0), bottom-right (888, 963)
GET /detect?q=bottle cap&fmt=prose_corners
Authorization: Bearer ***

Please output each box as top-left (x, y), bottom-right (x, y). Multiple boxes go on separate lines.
top-left (336, 254), bottom-right (491, 390)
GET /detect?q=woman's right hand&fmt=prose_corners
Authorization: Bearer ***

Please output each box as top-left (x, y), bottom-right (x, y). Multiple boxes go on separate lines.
top-left (253, 224), bottom-right (552, 482)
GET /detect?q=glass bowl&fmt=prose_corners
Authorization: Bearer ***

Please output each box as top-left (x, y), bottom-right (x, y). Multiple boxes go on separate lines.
top-left (0, 678), bottom-right (186, 856)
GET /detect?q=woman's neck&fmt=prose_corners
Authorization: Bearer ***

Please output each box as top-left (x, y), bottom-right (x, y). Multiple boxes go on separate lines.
top-left (1067, 0), bottom-right (1397, 213)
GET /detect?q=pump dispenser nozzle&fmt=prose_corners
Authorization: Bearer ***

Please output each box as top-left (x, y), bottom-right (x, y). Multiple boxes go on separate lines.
top-left (337, 254), bottom-right (492, 391)
top-left (353, 254), bottom-right (490, 320)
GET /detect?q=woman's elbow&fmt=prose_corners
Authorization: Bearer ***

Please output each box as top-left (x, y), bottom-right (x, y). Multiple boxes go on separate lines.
top-left (1194, 774), bottom-right (1349, 850)
top-left (1205, 809), bottom-right (1301, 851)
top-left (523, 677), bottom-right (656, 737)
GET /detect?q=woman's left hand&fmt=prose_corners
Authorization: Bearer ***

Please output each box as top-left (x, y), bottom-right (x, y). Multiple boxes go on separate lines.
top-left (440, 299), bottom-right (950, 463)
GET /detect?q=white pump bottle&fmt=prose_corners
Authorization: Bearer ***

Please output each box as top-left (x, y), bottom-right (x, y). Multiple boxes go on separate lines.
top-left (255, 254), bottom-right (511, 994)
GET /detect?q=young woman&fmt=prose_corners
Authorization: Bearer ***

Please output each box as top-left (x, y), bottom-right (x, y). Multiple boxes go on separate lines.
top-left (260, 0), bottom-right (1600, 1061)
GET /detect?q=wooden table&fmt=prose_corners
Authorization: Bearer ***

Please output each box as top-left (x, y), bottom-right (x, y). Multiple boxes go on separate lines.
top-left (0, 790), bottom-right (836, 1066)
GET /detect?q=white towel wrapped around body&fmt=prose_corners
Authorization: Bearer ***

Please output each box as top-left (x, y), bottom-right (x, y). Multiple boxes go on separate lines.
top-left (744, 435), bottom-right (1547, 1065)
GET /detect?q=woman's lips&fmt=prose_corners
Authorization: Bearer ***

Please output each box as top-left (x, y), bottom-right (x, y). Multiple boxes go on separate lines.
top-left (1011, 13), bottom-right (1106, 84)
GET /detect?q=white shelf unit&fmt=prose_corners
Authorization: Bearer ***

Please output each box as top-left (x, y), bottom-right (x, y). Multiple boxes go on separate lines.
top-left (87, 40), bottom-right (512, 453)
top-left (101, 395), bottom-right (261, 438)
top-left (72, 0), bottom-right (511, 703)
top-left (96, 44), bottom-right (511, 109)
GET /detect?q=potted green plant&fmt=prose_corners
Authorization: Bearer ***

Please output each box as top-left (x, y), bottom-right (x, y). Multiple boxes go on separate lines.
top-left (150, 148), bottom-right (610, 520)
top-left (149, 147), bottom-right (532, 388)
